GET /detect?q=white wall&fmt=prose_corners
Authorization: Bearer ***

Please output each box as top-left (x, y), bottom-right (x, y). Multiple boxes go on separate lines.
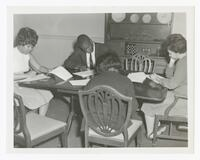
top-left (172, 12), bottom-right (186, 38)
top-left (14, 14), bottom-right (105, 68)
top-left (14, 13), bottom-right (186, 68)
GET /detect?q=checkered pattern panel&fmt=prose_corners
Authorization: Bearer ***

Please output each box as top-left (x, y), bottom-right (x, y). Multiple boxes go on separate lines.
top-left (126, 44), bottom-right (138, 55)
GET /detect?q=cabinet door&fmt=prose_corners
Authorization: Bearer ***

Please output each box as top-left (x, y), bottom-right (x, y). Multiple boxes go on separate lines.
top-left (105, 13), bottom-right (174, 57)
top-left (105, 13), bottom-right (174, 74)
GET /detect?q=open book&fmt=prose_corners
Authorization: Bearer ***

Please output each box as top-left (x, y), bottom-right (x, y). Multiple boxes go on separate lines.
top-left (127, 72), bottom-right (150, 83)
top-left (73, 70), bottom-right (94, 78)
top-left (148, 73), bottom-right (165, 84)
top-left (48, 66), bottom-right (73, 81)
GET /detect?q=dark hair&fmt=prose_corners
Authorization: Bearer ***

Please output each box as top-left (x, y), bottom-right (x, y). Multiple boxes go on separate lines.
top-left (77, 34), bottom-right (93, 49)
top-left (95, 52), bottom-right (121, 73)
top-left (14, 27), bottom-right (38, 47)
top-left (164, 34), bottom-right (187, 54)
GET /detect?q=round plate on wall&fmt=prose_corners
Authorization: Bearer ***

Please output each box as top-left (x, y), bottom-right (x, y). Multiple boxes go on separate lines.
top-left (130, 14), bottom-right (140, 23)
top-left (157, 13), bottom-right (172, 24)
top-left (111, 13), bottom-right (126, 23)
top-left (142, 14), bottom-right (152, 23)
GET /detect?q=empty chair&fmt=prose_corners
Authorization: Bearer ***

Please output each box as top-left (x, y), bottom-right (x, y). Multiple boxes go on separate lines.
top-left (152, 94), bottom-right (188, 144)
top-left (79, 85), bottom-right (143, 147)
top-left (14, 93), bottom-right (73, 148)
top-left (123, 54), bottom-right (155, 74)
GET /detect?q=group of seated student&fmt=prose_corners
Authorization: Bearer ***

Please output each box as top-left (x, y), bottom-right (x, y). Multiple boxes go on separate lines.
top-left (14, 27), bottom-right (187, 140)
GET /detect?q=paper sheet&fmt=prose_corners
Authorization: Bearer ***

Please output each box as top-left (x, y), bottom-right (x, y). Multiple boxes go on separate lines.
top-left (127, 72), bottom-right (149, 83)
top-left (18, 74), bottom-right (50, 82)
top-left (49, 66), bottom-right (73, 81)
top-left (69, 79), bottom-right (90, 86)
top-left (73, 70), bottom-right (94, 78)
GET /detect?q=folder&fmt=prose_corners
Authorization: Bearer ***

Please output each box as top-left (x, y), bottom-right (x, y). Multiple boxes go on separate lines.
top-left (48, 66), bottom-right (73, 81)
top-left (69, 79), bottom-right (90, 86)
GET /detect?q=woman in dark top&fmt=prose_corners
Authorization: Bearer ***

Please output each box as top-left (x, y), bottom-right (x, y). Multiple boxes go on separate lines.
top-left (84, 52), bottom-right (139, 119)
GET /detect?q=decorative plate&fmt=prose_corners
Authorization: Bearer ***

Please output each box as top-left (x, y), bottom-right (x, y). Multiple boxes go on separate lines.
top-left (130, 13), bottom-right (140, 23)
top-left (111, 13), bottom-right (126, 23)
top-left (142, 14), bottom-right (152, 23)
top-left (157, 13), bottom-right (172, 24)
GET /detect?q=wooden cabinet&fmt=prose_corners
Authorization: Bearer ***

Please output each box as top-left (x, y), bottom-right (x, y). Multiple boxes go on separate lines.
top-left (105, 13), bottom-right (174, 74)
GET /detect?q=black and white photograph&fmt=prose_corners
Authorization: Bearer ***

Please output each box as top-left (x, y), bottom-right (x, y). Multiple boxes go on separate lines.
top-left (1, 1), bottom-right (199, 160)
top-left (12, 12), bottom-right (190, 148)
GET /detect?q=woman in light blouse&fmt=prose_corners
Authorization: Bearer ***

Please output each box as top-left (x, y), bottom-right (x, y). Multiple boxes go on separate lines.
top-left (14, 27), bottom-right (53, 115)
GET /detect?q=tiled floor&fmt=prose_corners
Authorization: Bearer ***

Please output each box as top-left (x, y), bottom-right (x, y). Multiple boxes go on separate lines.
top-left (35, 98), bottom-right (187, 148)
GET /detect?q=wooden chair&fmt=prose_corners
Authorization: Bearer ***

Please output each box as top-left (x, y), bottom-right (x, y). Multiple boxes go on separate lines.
top-left (123, 54), bottom-right (155, 74)
top-left (152, 94), bottom-right (188, 144)
top-left (14, 93), bottom-right (73, 148)
top-left (79, 85), bottom-right (143, 147)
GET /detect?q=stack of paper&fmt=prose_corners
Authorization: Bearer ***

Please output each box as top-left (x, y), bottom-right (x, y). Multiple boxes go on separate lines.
top-left (127, 72), bottom-right (149, 83)
top-left (73, 70), bottom-right (94, 78)
top-left (69, 79), bottom-right (90, 86)
top-left (49, 66), bottom-right (73, 81)
top-left (18, 74), bottom-right (50, 82)
top-left (149, 73), bottom-right (164, 84)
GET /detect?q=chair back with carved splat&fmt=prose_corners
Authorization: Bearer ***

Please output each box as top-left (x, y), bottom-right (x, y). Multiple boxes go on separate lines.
top-left (79, 85), bottom-right (143, 147)
top-left (124, 54), bottom-right (155, 73)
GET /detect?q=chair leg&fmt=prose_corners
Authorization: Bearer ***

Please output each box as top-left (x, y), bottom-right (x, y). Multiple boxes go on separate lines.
top-left (136, 127), bottom-right (142, 147)
top-left (152, 116), bottom-right (160, 145)
top-left (84, 133), bottom-right (89, 147)
top-left (24, 136), bottom-right (32, 148)
top-left (60, 131), bottom-right (68, 147)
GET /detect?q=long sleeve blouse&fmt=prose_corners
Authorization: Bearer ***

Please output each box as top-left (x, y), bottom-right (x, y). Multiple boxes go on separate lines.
top-left (162, 56), bottom-right (187, 96)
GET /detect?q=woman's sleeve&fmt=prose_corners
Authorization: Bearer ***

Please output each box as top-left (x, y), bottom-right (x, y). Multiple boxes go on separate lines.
top-left (162, 59), bottom-right (187, 90)
top-left (165, 65), bottom-right (175, 78)
top-left (29, 55), bottom-right (43, 73)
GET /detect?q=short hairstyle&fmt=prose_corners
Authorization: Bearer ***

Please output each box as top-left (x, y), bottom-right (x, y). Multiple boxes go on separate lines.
top-left (95, 52), bottom-right (121, 73)
top-left (14, 27), bottom-right (38, 47)
top-left (77, 34), bottom-right (93, 50)
top-left (165, 34), bottom-right (187, 54)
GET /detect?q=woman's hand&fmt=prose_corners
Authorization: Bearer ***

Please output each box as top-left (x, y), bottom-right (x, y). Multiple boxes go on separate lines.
top-left (40, 66), bottom-right (50, 73)
top-left (168, 58), bottom-right (176, 68)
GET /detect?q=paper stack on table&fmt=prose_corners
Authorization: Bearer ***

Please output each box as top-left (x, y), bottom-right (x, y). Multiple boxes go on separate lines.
top-left (127, 72), bottom-right (150, 83)
top-left (69, 79), bottom-right (90, 86)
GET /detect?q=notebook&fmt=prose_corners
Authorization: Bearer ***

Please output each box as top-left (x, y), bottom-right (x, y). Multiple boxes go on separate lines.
top-left (127, 72), bottom-right (149, 83)
top-left (48, 66), bottom-right (73, 81)
top-left (69, 79), bottom-right (90, 86)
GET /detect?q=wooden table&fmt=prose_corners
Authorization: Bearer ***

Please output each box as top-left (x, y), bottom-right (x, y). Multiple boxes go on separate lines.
top-left (19, 77), bottom-right (167, 102)
top-left (18, 77), bottom-right (167, 133)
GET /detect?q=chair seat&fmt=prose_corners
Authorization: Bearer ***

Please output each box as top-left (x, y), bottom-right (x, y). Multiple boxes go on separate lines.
top-left (18, 112), bottom-right (66, 140)
top-left (168, 98), bottom-right (187, 118)
top-left (88, 119), bottom-right (142, 142)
